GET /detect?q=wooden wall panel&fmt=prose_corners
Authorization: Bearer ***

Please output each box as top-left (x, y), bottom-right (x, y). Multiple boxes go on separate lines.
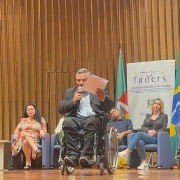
top-left (172, 0), bottom-right (180, 66)
top-left (124, 0), bottom-right (133, 63)
top-left (34, 0), bottom-right (42, 111)
top-left (1, 0), bottom-right (9, 139)
top-left (131, 1), bottom-right (139, 62)
top-left (0, 0), bottom-right (2, 138)
top-left (60, 0), bottom-right (68, 72)
top-left (72, 0), bottom-right (81, 70)
top-left (159, 0), bottom-right (166, 59)
top-left (107, 0), bottom-right (118, 97)
top-left (92, 0), bottom-right (99, 74)
top-left (21, 0), bottom-right (29, 105)
top-left (7, 0), bottom-right (15, 135)
top-left (27, 0), bottom-right (35, 103)
top-left (14, 0), bottom-right (23, 121)
top-left (0, 0), bottom-right (180, 140)
top-left (138, 1), bottom-right (147, 61)
top-left (152, 0), bottom-right (160, 60)
top-left (165, 0), bottom-right (173, 59)
top-left (146, 0), bottom-right (153, 61)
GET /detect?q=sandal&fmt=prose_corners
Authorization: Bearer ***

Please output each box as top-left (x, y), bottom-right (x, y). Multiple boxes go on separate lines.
top-left (35, 149), bottom-right (42, 158)
top-left (24, 165), bottom-right (31, 170)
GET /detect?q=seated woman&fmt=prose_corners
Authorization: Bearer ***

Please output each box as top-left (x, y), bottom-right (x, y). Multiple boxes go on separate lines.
top-left (13, 103), bottom-right (47, 170)
top-left (118, 98), bottom-right (168, 170)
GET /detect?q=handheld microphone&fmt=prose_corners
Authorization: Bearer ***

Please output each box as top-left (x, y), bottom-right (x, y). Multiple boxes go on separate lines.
top-left (78, 86), bottom-right (83, 92)
top-left (77, 86), bottom-right (83, 106)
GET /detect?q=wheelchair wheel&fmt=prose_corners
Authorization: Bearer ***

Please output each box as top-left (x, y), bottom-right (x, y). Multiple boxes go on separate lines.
top-left (177, 160), bottom-right (180, 170)
top-left (60, 165), bottom-right (65, 175)
top-left (65, 166), bottom-right (75, 174)
top-left (104, 127), bottom-right (118, 174)
top-left (99, 162), bottom-right (105, 175)
top-left (178, 163), bottom-right (180, 170)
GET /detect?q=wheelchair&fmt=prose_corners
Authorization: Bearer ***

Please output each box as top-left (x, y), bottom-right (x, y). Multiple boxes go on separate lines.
top-left (57, 113), bottom-right (118, 175)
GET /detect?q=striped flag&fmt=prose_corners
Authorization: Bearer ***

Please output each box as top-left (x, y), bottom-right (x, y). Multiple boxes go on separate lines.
top-left (170, 49), bottom-right (180, 158)
top-left (115, 50), bottom-right (128, 118)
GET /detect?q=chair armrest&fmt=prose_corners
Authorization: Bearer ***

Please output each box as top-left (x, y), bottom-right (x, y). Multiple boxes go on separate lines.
top-left (41, 133), bottom-right (50, 168)
top-left (11, 134), bottom-right (15, 145)
top-left (157, 131), bottom-right (169, 139)
top-left (157, 132), bottom-right (171, 149)
top-left (50, 134), bottom-right (58, 166)
top-left (41, 133), bottom-right (50, 146)
top-left (51, 134), bottom-right (58, 151)
top-left (156, 132), bottom-right (174, 167)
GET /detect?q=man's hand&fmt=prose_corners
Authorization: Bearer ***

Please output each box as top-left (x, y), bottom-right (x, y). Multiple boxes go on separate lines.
top-left (117, 132), bottom-right (125, 140)
top-left (95, 88), bottom-right (105, 101)
top-left (73, 89), bottom-right (82, 104)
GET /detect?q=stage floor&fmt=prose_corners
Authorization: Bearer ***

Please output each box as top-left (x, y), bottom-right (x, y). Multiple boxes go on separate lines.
top-left (0, 167), bottom-right (179, 180)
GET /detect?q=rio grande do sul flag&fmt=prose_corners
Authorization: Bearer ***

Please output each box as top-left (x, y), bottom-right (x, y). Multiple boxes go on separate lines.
top-left (115, 50), bottom-right (128, 118)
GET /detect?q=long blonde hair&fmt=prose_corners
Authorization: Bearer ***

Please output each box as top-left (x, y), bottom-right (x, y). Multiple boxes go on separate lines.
top-left (151, 98), bottom-right (164, 114)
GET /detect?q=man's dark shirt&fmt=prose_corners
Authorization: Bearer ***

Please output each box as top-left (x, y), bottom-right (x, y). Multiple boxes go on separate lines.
top-left (110, 118), bottom-right (133, 145)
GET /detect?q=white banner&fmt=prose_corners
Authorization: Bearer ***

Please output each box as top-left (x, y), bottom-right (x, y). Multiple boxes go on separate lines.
top-left (127, 60), bottom-right (175, 129)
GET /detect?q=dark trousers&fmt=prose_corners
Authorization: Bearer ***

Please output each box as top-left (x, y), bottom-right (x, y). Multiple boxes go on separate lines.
top-left (62, 116), bottom-right (101, 157)
top-left (118, 136), bottom-right (127, 146)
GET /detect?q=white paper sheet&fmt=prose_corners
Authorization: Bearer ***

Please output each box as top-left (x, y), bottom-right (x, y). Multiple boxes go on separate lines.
top-left (82, 75), bottom-right (109, 94)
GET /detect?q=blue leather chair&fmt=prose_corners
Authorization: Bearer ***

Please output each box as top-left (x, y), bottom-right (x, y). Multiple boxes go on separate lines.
top-left (127, 132), bottom-right (174, 169)
top-left (10, 133), bottom-right (51, 169)
top-left (118, 144), bottom-right (127, 152)
top-left (50, 134), bottom-right (61, 168)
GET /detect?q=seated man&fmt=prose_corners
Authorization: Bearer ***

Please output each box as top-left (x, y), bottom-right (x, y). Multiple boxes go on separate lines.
top-left (58, 68), bottom-right (114, 167)
top-left (110, 108), bottom-right (133, 146)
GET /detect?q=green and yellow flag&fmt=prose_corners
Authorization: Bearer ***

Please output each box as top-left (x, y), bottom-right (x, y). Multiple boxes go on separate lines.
top-left (115, 50), bottom-right (128, 118)
top-left (170, 49), bottom-right (180, 158)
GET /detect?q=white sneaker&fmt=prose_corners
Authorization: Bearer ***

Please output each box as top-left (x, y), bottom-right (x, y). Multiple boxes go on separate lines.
top-left (118, 150), bottom-right (128, 161)
top-left (137, 162), bottom-right (149, 170)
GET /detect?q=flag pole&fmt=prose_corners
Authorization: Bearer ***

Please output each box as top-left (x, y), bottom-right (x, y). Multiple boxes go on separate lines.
top-left (119, 40), bottom-right (123, 52)
top-left (115, 42), bottom-right (128, 118)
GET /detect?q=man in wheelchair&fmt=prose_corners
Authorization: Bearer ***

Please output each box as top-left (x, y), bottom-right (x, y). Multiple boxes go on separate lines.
top-left (58, 68), bottom-right (114, 168)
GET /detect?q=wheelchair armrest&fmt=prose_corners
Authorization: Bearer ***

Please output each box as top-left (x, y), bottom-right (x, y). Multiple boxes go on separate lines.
top-left (102, 113), bottom-right (110, 120)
